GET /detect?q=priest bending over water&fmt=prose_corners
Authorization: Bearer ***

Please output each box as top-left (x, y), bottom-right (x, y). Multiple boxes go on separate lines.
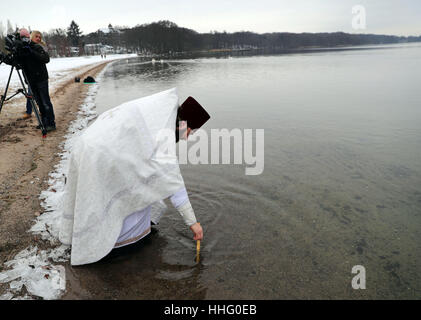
top-left (59, 88), bottom-right (210, 266)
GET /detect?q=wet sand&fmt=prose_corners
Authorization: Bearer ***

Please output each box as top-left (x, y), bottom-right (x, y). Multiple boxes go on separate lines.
top-left (0, 62), bottom-right (109, 296)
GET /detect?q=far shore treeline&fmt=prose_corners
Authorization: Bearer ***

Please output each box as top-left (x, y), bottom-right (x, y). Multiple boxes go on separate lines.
top-left (1, 20), bottom-right (421, 58)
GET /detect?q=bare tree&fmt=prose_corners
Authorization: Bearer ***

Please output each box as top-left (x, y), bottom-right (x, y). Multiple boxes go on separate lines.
top-left (6, 19), bottom-right (14, 34)
top-left (44, 28), bottom-right (70, 57)
top-left (0, 20), bottom-right (5, 52)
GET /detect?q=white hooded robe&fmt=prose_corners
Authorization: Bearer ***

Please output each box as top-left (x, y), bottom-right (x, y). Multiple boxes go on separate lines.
top-left (59, 88), bottom-right (186, 266)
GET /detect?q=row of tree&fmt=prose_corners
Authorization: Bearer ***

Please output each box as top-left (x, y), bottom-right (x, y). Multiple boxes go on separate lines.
top-left (122, 21), bottom-right (421, 53)
top-left (1, 19), bottom-right (421, 58)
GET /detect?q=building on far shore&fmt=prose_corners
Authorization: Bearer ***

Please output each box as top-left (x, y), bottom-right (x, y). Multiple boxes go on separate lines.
top-left (84, 44), bottom-right (114, 56)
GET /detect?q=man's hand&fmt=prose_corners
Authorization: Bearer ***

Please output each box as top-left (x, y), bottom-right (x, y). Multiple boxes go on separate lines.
top-left (15, 40), bottom-right (31, 57)
top-left (190, 222), bottom-right (203, 241)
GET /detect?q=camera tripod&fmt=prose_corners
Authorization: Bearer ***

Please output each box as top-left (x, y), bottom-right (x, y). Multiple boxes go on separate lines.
top-left (0, 64), bottom-right (47, 137)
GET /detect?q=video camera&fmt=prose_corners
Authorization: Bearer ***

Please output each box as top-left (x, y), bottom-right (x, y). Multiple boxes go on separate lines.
top-left (0, 32), bottom-right (30, 67)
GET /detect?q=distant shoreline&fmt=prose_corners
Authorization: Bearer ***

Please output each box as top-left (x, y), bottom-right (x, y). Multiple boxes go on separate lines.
top-left (140, 41), bottom-right (421, 59)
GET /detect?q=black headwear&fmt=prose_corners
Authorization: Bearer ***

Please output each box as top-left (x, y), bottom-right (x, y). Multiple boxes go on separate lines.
top-left (177, 96), bottom-right (210, 129)
top-left (175, 96), bottom-right (210, 142)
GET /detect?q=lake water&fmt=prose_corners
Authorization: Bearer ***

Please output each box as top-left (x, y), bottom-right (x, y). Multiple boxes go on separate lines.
top-left (64, 44), bottom-right (421, 299)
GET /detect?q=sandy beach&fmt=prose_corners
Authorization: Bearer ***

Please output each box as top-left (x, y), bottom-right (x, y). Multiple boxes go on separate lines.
top-left (0, 61), bottom-right (111, 296)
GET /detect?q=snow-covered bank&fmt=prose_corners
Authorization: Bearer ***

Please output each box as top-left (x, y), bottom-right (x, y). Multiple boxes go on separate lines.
top-left (0, 53), bottom-right (137, 93)
top-left (0, 60), bottom-right (109, 300)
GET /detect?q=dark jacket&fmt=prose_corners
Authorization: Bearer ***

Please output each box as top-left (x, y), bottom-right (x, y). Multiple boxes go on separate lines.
top-left (18, 41), bottom-right (50, 84)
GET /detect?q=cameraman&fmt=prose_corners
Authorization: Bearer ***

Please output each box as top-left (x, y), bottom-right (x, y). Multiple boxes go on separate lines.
top-left (17, 28), bottom-right (56, 131)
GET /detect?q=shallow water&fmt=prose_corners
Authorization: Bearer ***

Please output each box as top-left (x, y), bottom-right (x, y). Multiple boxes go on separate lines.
top-left (64, 44), bottom-right (421, 299)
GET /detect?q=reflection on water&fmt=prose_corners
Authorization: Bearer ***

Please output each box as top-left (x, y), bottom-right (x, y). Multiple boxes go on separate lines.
top-left (64, 44), bottom-right (421, 299)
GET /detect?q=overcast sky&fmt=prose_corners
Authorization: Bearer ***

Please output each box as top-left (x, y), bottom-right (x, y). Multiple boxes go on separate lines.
top-left (2, 0), bottom-right (421, 36)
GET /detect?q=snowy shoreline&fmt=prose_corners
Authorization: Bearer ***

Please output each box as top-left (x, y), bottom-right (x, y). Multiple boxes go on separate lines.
top-left (0, 58), bottom-right (116, 300)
